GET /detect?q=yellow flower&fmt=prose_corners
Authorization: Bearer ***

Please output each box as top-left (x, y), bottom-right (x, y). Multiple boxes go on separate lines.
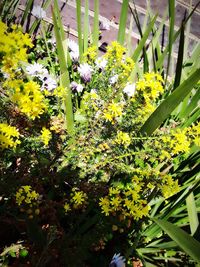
top-left (109, 187), bottom-right (120, 195)
top-left (99, 197), bottom-right (111, 216)
top-left (83, 46), bottom-right (98, 62)
top-left (114, 131), bottom-right (131, 147)
top-left (16, 186), bottom-right (39, 206)
top-left (40, 127), bottom-right (52, 146)
top-left (0, 21), bottom-right (33, 75)
top-left (71, 189), bottom-right (87, 206)
top-left (161, 176), bottom-right (180, 199)
top-left (110, 196), bottom-right (121, 211)
top-left (8, 81), bottom-right (47, 120)
top-left (0, 123), bottom-right (20, 150)
top-left (105, 41), bottom-right (126, 63)
top-left (170, 129), bottom-right (190, 154)
top-left (64, 202), bottom-right (71, 213)
top-left (136, 73), bottom-right (164, 101)
top-left (103, 102), bottom-right (124, 123)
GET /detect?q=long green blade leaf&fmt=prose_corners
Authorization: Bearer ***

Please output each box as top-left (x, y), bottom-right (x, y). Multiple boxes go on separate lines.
top-left (76, 0), bottom-right (83, 62)
top-left (165, 0), bottom-right (175, 85)
top-left (132, 15), bottom-right (157, 62)
top-left (20, 0), bottom-right (34, 26)
top-left (154, 218), bottom-right (200, 263)
top-left (52, 5), bottom-right (74, 134)
top-left (140, 68), bottom-right (200, 136)
top-left (186, 193), bottom-right (199, 235)
top-left (83, 0), bottom-right (89, 52)
top-left (117, 0), bottom-right (129, 45)
top-left (93, 0), bottom-right (99, 47)
top-left (173, 19), bottom-right (185, 90)
top-left (156, 1), bottom-right (200, 70)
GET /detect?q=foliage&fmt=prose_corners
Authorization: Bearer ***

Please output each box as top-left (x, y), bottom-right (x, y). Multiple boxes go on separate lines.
top-left (0, 0), bottom-right (200, 266)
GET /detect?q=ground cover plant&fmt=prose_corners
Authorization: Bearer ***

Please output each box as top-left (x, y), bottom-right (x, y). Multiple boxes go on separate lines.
top-left (0, 0), bottom-right (200, 266)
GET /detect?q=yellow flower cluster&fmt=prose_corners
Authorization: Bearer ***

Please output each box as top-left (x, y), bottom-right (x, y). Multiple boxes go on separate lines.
top-left (159, 174), bottom-right (180, 199)
top-left (120, 57), bottom-right (135, 80)
top-left (83, 46), bottom-right (97, 62)
top-left (114, 131), bottom-right (131, 147)
top-left (136, 72), bottom-right (164, 101)
top-left (99, 176), bottom-right (149, 221)
top-left (103, 42), bottom-right (134, 82)
top-left (9, 81), bottom-right (47, 120)
top-left (103, 102), bottom-right (124, 123)
top-left (0, 123), bottom-right (20, 150)
top-left (64, 188), bottom-right (88, 213)
top-left (0, 21), bottom-right (33, 75)
top-left (40, 127), bottom-right (52, 146)
top-left (105, 41), bottom-right (126, 63)
top-left (132, 72), bottom-right (164, 123)
top-left (16, 185), bottom-right (39, 206)
top-left (162, 128), bottom-right (190, 155)
top-left (171, 128), bottom-right (190, 154)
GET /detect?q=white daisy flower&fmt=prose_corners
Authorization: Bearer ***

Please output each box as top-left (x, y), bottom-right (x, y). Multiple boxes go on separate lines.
top-left (68, 40), bottom-right (79, 53)
top-left (70, 81), bottom-right (84, 93)
top-left (123, 83), bottom-right (136, 97)
top-left (25, 63), bottom-right (48, 77)
top-left (78, 63), bottom-right (93, 83)
top-left (42, 75), bottom-right (57, 91)
top-left (69, 51), bottom-right (79, 62)
top-left (109, 74), bottom-right (118, 84)
top-left (32, 5), bottom-right (46, 19)
top-left (95, 57), bottom-right (107, 70)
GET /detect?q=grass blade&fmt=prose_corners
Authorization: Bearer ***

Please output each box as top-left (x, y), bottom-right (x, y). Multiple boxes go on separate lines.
top-left (132, 15), bottom-right (157, 62)
top-left (83, 0), bottom-right (89, 52)
top-left (53, 0), bottom-right (65, 40)
top-left (153, 218), bottom-right (200, 263)
top-left (52, 4), bottom-right (74, 134)
top-left (164, 0), bottom-right (175, 85)
top-left (20, 0), bottom-right (34, 26)
top-left (76, 0), bottom-right (83, 62)
top-left (186, 193), bottom-right (199, 235)
top-left (92, 0), bottom-right (99, 47)
top-left (140, 68), bottom-right (200, 136)
top-left (182, 109), bottom-right (200, 128)
top-left (173, 18), bottom-right (185, 90)
top-left (178, 89), bottom-right (200, 119)
top-left (156, 1), bottom-right (200, 71)
top-left (117, 0), bottom-right (129, 45)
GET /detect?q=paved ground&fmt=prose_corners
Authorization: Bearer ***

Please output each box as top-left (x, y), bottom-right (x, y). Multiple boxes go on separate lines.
top-left (18, 0), bottom-right (200, 54)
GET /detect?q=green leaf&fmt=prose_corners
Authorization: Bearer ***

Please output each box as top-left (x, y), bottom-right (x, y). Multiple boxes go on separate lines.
top-left (186, 192), bottom-right (199, 235)
top-left (153, 218), bottom-right (200, 263)
top-left (178, 89), bottom-right (200, 120)
top-left (76, 0), bottom-right (83, 62)
top-left (83, 0), bottom-right (89, 52)
top-left (20, 0), bottom-right (34, 26)
top-left (156, 1), bottom-right (200, 71)
top-left (140, 68), bottom-right (200, 136)
top-left (182, 109), bottom-right (200, 128)
top-left (93, 0), bottom-right (99, 47)
top-left (164, 0), bottom-right (175, 85)
top-left (173, 18), bottom-right (185, 90)
top-left (52, 3), bottom-right (74, 134)
top-left (117, 0), bottom-right (129, 45)
top-left (132, 15), bottom-right (157, 62)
